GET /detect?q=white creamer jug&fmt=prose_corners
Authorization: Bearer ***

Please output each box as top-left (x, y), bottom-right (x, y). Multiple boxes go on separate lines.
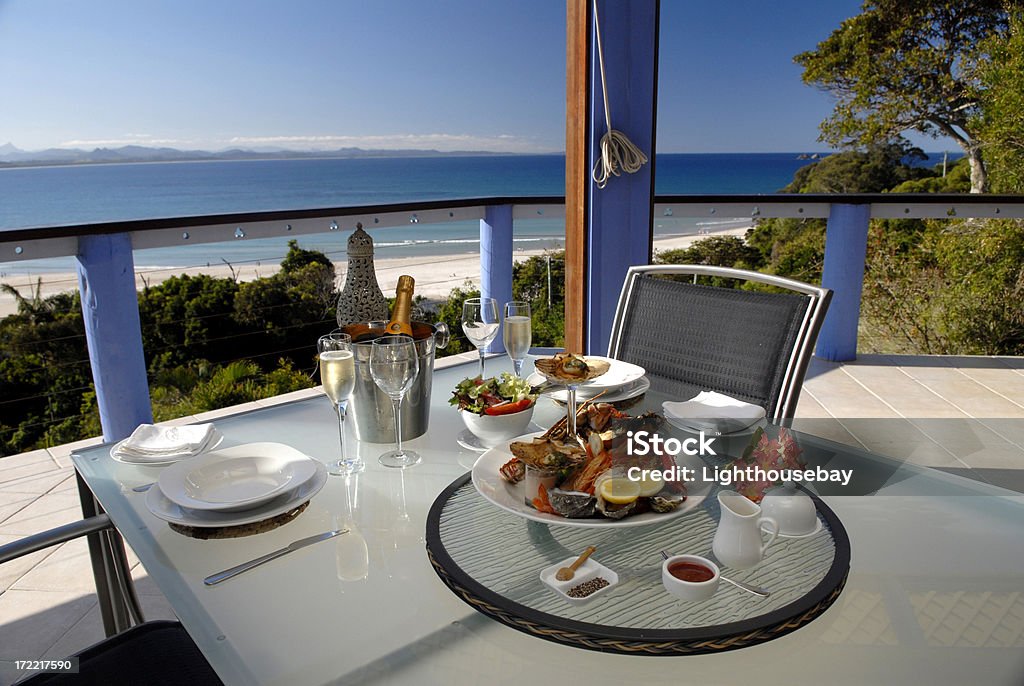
top-left (712, 490), bottom-right (779, 570)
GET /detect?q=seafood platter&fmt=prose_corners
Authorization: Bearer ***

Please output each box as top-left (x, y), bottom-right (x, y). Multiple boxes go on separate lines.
top-left (471, 395), bottom-right (712, 528)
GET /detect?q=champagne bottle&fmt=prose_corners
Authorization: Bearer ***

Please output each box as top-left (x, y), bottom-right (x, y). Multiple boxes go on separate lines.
top-left (385, 275), bottom-right (415, 336)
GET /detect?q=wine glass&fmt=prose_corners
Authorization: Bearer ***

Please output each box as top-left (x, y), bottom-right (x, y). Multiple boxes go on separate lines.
top-left (369, 335), bottom-right (421, 468)
top-left (502, 301), bottom-right (532, 377)
top-left (318, 332), bottom-right (363, 475)
top-left (461, 297), bottom-right (499, 377)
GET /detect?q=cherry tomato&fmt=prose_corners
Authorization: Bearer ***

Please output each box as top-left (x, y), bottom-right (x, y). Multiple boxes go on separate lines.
top-left (483, 398), bottom-right (533, 416)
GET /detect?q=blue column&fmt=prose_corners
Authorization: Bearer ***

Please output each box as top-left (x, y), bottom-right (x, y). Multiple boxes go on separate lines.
top-left (816, 204), bottom-right (871, 362)
top-left (76, 233), bottom-right (153, 441)
top-left (586, 0), bottom-right (658, 355)
top-left (480, 204), bottom-right (513, 353)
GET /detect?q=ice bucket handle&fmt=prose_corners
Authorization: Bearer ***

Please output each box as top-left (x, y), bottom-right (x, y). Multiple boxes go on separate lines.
top-left (433, 321), bottom-right (450, 349)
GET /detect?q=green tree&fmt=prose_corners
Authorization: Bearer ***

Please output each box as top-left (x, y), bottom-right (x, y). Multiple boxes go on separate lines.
top-left (747, 145), bottom-right (941, 283)
top-left (512, 252), bottom-right (564, 348)
top-left (656, 236), bottom-right (763, 272)
top-left (975, 10), bottom-right (1024, 193)
top-left (796, 0), bottom-right (1011, 192)
top-left (139, 274), bottom-right (239, 371)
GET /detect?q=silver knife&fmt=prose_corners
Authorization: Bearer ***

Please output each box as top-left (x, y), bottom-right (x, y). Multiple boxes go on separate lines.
top-left (204, 529), bottom-right (349, 586)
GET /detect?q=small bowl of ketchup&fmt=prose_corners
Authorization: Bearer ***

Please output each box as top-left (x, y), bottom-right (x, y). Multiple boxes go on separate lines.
top-left (662, 554), bottom-right (720, 602)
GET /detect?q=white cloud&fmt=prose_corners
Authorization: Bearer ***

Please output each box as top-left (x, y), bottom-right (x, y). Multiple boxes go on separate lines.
top-left (58, 134), bottom-right (194, 148)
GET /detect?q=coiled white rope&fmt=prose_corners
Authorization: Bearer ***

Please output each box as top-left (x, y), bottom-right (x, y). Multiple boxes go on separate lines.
top-left (591, 0), bottom-right (648, 189)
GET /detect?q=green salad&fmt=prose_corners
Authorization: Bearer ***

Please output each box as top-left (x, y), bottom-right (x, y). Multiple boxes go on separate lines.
top-left (449, 373), bottom-right (536, 416)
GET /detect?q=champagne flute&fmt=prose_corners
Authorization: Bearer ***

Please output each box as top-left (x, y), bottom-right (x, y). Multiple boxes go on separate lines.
top-left (502, 301), bottom-right (532, 377)
top-left (318, 332), bottom-right (363, 475)
top-left (461, 297), bottom-right (499, 377)
top-left (369, 335), bottom-right (421, 468)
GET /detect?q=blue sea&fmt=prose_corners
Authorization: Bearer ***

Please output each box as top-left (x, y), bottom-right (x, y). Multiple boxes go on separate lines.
top-left (0, 153), bottom-right (947, 275)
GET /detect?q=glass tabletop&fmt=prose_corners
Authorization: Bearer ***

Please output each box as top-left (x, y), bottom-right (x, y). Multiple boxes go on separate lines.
top-left (70, 356), bottom-right (1024, 685)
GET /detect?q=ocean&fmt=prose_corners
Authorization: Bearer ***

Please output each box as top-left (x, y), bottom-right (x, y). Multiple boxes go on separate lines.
top-left (0, 153), bottom-right (944, 275)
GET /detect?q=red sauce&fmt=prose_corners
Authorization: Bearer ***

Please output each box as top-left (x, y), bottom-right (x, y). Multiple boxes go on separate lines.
top-left (668, 561), bottom-right (715, 583)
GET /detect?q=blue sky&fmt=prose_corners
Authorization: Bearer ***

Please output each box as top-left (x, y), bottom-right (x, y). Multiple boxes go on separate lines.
top-left (0, 0), bottom-right (947, 154)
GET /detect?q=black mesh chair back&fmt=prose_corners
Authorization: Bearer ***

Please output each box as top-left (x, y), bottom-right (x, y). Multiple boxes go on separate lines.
top-left (608, 265), bottom-right (831, 419)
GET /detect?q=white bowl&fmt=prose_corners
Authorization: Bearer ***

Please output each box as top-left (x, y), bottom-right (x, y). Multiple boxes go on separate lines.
top-left (760, 483), bottom-right (818, 536)
top-left (662, 554), bottom-right (720, 602)
top-left (459, 404), bottom-right (535, 448)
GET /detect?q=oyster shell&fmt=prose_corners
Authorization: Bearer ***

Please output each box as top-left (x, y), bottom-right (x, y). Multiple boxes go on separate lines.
top-left (535, 353), bottom-right (610, 383)
top-left (499, 457), bottom-right (525, 484)
top-left (596, 496), bottom-right (636, 519)
top-left (648, 492), bottom-right (687, 513)
top-left (509, 437), bottom-right (586, 471)
top-left (547, 488), bottom-right (597, 518)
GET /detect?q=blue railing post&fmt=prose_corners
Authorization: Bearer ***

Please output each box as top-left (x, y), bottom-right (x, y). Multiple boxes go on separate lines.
top-left (816, 203), bottom-right (871, 362)
top-left (480, 204), bottom-right (513, 353)
top-left (585, 0), bottom-right (658, 355)
top-left (76, 233), bottom-right (153, 441)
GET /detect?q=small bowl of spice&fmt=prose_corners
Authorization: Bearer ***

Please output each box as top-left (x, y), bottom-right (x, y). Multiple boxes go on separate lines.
top-left (540, 556), bottom-right (619, 605)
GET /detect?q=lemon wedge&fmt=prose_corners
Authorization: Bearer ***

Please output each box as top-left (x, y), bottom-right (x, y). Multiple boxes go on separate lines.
top-left (637, 472), bottom-right (664, 497)
top-left (599, 478), bottom-right (641, 505)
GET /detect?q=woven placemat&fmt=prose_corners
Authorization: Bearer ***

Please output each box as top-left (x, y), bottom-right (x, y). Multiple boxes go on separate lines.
top-left (425, 474), bottom-right (850, 655)
top-left (169, 501), bottom-right (310, 539)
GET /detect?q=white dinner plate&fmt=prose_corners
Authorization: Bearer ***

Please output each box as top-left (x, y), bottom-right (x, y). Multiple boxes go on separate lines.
top-left (471, 432), bottom-right (712, 528)
top-left (110, 429), bottom-right (223, 465)
top-left (146, 459), bottom-right (327, 527)
top-left (528, 357), bottom-right (645, 396)
top-left (157, 443), bottom-right (320, 512)
top-left (546, 376), bottom-right (652, 405)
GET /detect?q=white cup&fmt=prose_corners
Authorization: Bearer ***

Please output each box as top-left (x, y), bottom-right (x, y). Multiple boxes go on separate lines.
top-left (661, 554), bottom-right (720, 602)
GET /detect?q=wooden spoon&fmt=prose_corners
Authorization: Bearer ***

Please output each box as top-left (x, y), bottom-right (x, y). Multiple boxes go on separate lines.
top-left (556, 546), bottom-right (597, 581)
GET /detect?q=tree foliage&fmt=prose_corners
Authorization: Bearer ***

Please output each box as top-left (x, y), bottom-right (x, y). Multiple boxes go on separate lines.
top-left (0, 242), bottom-right (330, 456)
top-left (975, 9), bottom-right (1024, 193)
top-left (796, 0), bottom-right (1010, 192)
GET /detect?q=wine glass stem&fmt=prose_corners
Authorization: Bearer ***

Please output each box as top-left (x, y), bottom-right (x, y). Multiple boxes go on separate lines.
top-left (477, 348), bottom-right (485, 377)
top-left (567, 385), bottom-right (577, 437)
top-left (335, 401), bottom-right (347, 460)
top-left (392, 396), bottom-right (404, 456)
top-left (512, 358), bottom-right (524, 378)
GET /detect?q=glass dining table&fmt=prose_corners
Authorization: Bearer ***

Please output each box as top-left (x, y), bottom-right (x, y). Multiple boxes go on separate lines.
top-left (71, 356), bottom-right (1024, 686)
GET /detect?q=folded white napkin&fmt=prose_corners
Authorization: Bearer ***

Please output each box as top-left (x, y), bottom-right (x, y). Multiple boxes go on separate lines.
top-left (662, 392), bottom-right (766, 433)
top-left (118, 423), bottom-right (215, 457)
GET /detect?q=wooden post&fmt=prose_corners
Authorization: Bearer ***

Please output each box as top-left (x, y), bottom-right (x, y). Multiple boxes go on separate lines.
top-left (585, 0), bottom-right (658, 355)
top-left (816, 204), bottom-right (871, 361)
top-left (565, 0), bottom-right (590, 353)
top-left (76, 233), bottom-right (153, 441)
top-left (480, 204), bottom-right (513, 353)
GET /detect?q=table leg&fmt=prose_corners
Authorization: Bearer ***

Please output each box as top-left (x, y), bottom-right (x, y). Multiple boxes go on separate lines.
top-left (75, 470), bottom-right (145, 635)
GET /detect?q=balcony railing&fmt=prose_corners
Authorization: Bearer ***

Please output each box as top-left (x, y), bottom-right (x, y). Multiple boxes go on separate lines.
top-left (2, 193), bottom-right (1023, 444)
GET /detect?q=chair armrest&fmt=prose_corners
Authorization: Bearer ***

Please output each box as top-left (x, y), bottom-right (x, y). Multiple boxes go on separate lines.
top-left (0, 514), bottom-right (112, 564)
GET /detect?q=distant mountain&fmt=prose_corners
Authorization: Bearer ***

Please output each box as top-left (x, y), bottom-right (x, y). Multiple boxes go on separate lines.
top-left (0, 143), bottom-right (514, 167)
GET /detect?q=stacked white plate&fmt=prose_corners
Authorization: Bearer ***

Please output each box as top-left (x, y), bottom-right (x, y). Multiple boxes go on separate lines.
top-left (145, 442), bottom-right (327, 527)
top-left (528, 357), bottom-right (648, 404)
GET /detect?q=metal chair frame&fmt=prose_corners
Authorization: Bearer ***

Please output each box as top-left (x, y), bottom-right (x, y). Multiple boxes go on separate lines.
top-left (0, 472), bottom-right (146, 634)
top-left (607, 264), bottom-right (832, 419)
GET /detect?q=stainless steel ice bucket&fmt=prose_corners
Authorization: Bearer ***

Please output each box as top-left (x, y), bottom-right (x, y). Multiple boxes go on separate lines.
top-left (342, 321), bottom-right (450, 443)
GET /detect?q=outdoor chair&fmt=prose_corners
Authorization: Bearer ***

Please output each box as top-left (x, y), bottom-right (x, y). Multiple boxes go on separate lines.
top-left (0, 514), bottom-right (222, 686)
top-left (608, 264), bottom-right (832, 420)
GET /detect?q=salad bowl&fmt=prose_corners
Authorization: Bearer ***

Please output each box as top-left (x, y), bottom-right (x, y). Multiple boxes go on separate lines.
top-left (451, 373), bottom-right (538, 449)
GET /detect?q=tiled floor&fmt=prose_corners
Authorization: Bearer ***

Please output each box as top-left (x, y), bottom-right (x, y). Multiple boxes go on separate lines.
top-left (0, 354), bottom-right (1022, 685)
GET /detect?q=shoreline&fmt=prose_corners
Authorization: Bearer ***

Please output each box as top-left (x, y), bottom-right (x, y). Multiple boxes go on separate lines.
top-left (0, 226), bottom-right (748, 317)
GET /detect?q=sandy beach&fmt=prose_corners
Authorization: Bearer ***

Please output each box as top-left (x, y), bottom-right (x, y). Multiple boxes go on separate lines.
top-left (0, 226), bottom-right (748, 318)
